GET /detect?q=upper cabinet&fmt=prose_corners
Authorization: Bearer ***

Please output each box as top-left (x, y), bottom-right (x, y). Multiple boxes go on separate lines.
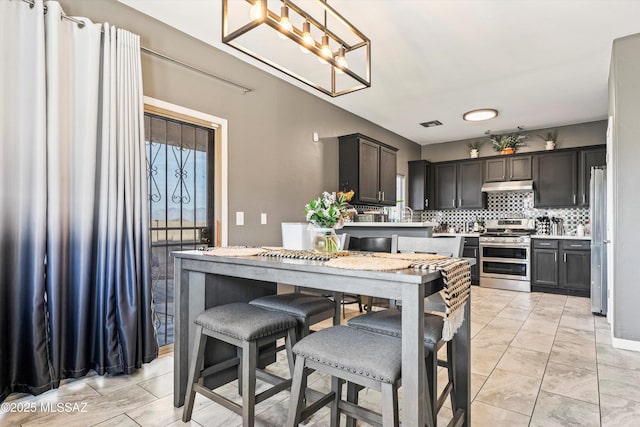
top-left (578, 147), bottom-right (606, 206)
top-left (484, 155), bottom-right (532, 182)
top-left (339, 134), bottom-right (398, 206)
top-left (408, 160), bottom-right (433, 210)
top-left (533, 147), bottom-right (606, 208)
top-left (533, 151), bottom-right (578, 207)
top-left (434, 160), bottom-right (485, 210)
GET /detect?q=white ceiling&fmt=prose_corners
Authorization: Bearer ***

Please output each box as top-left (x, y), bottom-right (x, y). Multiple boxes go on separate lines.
top-left (121, 0), bottom-right (640, 145)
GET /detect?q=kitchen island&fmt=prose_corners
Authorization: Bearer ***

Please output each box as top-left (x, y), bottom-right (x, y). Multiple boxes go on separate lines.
top-left (339, 221), bottom-right (438, 238)
top-left (172, 250), bottom-right (471, 427)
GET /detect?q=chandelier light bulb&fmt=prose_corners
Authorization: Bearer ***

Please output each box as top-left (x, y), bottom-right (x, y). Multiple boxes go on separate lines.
top-left (278, 6), bottom-right (293, 39)
top-left (249, 0), bottom-right (264, 20)
top-left (318, 34), bottom-right (332, 64)
top-left (335, 46), bottom-right (348, 73)
top-left (300, 21), bottom-right (313, 54)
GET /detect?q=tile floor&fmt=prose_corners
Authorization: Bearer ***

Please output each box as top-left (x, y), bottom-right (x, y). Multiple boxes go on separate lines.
top-left (3, 286), bottom-right (640, 426)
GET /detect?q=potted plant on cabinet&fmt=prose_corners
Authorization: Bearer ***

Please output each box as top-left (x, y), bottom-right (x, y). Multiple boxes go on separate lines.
top-left (466, 141), bottom-right (482, 158)
top-left (537, 130), bottom-right (558, 150)
top-left (487, 129), bottom-right (526, 155)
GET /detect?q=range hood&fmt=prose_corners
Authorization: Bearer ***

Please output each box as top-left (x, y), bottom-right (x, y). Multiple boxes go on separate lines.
top-left (481, 180), bottom-right (534, 192)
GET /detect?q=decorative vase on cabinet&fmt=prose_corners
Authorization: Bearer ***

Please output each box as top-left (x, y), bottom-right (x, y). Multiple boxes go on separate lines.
top-left (501, 147), bottom-right (515, 155)
top-left (311, 228), bottom-right (340, 253)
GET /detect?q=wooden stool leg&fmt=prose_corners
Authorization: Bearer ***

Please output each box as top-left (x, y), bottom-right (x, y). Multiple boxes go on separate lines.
top-left (286, 356), bottom-right (307, 426)
top-left (285, 327), bottom-right (297, 377)
top-left (425, 352), bottom-right (437, 426)
top-left (242, 340), bottom-right (257, 427)
top-left (329, 377), bottom-right (343, 427)
top-left (381, 382), bottom-right (399, 427)
top-left (446, 341), bottom-right (457, 411)
top-left (345, 382), bottom-right (360, 427)
top-left (182, 325), bottom-right (206, 422)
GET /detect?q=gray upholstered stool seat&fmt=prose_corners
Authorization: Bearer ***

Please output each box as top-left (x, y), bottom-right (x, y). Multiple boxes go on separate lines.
top-left (182, 303), bottom-right (297, 427)
top-left (293, 325), bottom-right (402, 383)
top-left (287, 326), bottom-right (405, 427)
top-left (347, 309), bottom-right (443, 350)
top-left (195, 302), bottom-right (297, 340)
top-left (249, 294), bottom-right (335, 329)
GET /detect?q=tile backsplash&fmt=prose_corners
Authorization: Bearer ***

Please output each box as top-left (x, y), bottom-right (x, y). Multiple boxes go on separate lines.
top-left (419, 192), bottom-right (589, 233)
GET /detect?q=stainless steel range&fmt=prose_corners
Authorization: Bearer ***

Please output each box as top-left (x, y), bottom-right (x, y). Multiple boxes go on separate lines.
top-left (479, 218), bottom-right (536, 292)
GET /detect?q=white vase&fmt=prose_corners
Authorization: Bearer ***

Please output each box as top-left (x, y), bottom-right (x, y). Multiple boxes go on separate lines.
top-left (470, 149), bottom-right (479, 158)
top-left (545, 141), bottom-right (556, 150)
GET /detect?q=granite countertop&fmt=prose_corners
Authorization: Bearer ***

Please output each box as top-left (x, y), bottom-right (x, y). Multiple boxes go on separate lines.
top-left (530, 234), bottom-right (591, 240)
top-left (342, 221), bottom-right (438, 228)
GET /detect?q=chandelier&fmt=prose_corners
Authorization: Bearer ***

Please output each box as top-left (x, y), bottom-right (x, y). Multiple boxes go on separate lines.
top-left (222, 0), bottom-right (371, 97)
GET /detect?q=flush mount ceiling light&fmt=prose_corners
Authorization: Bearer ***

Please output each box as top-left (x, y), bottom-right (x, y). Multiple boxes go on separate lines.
top-left (463, 109), bottom-right (499, 122)
top-left (222, 0), bottom-right (371, 97)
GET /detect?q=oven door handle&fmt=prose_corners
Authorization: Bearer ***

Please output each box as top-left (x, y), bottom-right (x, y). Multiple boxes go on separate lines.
top-left (480, 257), bottom-right (529, 264)
top-left (480, 243), bottom-right (530, 248)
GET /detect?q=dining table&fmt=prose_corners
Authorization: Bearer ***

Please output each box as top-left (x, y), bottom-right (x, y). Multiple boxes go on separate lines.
top-left (172, 249), bottom-right (472, 427)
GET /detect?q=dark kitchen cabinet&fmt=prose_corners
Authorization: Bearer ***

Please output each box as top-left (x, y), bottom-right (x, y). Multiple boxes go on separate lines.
top-left (560, 240), bottom-right (591, 293)
top-left (484, 155), bottom-right (532, 182)
top-left (434, 161), bottom-right (485, 209)
top-left (532, 249), bottom-right (559, 288)
top-left (533, 151), bottom-right (578, 207)
top-left (531, 239), bottom-right (590, 296)
top-left (578, 147), bottom-right (606, 206)
top-left (408, 160), bottom-right (433, 210)
top-left (463, 237), bottom-right (479, 285)
top-left (339, 134), bottom-right (398, 206)
top-left (458, 161), bottom-right (485, 208)
top-left (434, 163), bottom-right (457, 209)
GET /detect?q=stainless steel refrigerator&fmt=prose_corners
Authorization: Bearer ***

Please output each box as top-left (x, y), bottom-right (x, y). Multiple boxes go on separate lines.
top-left (590, 166), bottom-right (608, 315)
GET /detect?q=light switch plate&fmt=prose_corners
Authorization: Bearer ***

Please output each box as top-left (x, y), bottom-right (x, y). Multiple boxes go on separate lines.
top-left (261, 213), bottom-right (267, 224)
top-left (236, 211), bottom-right (244, 226)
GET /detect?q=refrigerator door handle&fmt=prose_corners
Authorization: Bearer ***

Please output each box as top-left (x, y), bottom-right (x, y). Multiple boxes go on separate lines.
top-left (604, 240), bottom-right (611, 244)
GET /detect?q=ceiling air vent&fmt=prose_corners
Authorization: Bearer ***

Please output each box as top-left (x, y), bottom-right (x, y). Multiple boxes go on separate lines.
top-left (420, 120), bottom-right (442, 128)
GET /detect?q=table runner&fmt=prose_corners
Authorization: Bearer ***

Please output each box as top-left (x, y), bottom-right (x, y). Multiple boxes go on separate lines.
top-left (409, 257), bottom-right (471, 341)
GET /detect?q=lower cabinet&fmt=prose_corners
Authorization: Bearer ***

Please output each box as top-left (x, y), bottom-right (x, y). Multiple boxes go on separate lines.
top-left (531, 239), bottom-right (590, 296)
top-left (463, 237), bottom-right (479, 285)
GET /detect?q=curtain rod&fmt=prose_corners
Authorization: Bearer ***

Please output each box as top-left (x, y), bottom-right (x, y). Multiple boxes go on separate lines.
top-left (19, 0), bottom-right (254, 95)
top-left (21, 0), bottom-right (86, 28)
top-left (140, 47), bottom-right (253, 94)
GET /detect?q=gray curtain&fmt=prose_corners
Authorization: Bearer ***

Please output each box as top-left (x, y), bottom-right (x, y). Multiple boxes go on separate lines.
top-left (1, 0), bottom-right (157, 401)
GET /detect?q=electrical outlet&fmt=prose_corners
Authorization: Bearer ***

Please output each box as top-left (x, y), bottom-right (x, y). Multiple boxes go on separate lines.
top-left (261, 213), bottom-right (267, 225)
top-left (236, 211), bottom-right (244, 226)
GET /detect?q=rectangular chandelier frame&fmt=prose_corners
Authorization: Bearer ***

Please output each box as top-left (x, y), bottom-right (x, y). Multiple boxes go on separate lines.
top-left (222, 0), bottom-right (371, 97)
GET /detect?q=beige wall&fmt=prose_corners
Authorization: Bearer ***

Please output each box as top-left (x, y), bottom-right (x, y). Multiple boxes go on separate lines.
top-left (421, 121), bottom-right (607, 163)
top-left (58, 0), bottom-right (421, 246)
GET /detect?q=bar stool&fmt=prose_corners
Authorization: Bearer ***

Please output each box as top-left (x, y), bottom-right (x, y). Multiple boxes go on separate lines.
top-left (287, 325), bottom-right (411, 427)
top-left (249, 293), bottom-right (337, 341)
top-left (182, 303), bottom-right (297, 427)
top-left (348, 309), bottom-right (458, 426)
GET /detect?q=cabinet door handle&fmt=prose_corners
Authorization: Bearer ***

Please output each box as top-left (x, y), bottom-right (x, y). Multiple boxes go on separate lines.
top-left (583, 194), bottom-right (586, 204)
top-left (473, 248), bottom-right (477, 257)
top-left (381, 191), bottom-right (385, 201)
top-left (573, 194), bottom-right (577, 204)
top-left (425, 198), bottom-right (429, 208)
top-left (458, 198), bottom-right (462, 207)
top-left (554, 252), bottom-right (557, 262)
top-left (452, 198), bottom-right (456, 207)
top-left (564, 253), bottom-right (567, 263)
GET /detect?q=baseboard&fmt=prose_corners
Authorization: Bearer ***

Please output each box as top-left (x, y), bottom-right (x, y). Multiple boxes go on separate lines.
top-left (612, 336), bottom-right (640, 352)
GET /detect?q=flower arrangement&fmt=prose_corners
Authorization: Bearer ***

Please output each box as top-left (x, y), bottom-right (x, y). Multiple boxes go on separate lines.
top-left (305, 190), bottom-right (354, 229)
top-left (486, 129), bottom-right (526, 154)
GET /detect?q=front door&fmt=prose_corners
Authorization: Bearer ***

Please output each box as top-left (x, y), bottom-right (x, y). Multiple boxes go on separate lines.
top-left (144, 113), bottom-right (214, 346)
